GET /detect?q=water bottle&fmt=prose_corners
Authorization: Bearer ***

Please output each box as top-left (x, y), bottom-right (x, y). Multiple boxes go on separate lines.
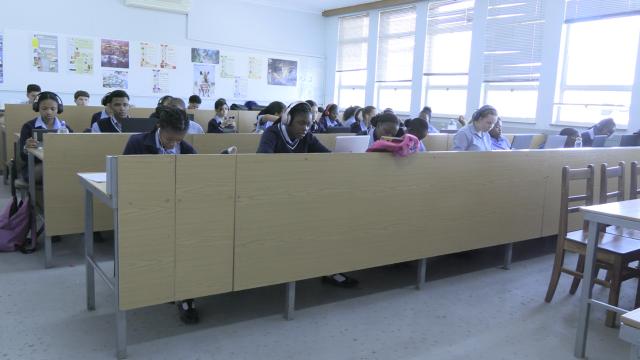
top-left (448, 119), bottom-right (457, 130)
top-left (574, 137), bottom-right (582, 148)
top-left (57, 121), bottom-right (69, 134)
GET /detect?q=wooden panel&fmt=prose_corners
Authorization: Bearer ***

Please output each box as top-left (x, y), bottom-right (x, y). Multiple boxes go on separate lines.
top-left (128, 107), bottom-right (154, 118)
top-left (234, 151), bottom-right (548, 290)
top-left (175, 155), bottom-right (236, 299)
top-left (424, 134), bottom-right (448, 151)
top-left (191, 110), bottom-right (240, 132)
top-left (238, 111), bottom-right (259, 133)
top-left (117, 155), bottom-right (175, 310)
top-left (43, 133), bottom-right (131, 235)
top-left (191, 134), bottom-right (261, 154)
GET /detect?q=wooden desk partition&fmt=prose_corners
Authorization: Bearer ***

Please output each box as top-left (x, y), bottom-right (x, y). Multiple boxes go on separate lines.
top-left (238, 111), bottom-right (259, 133)
top-left (425, 134), bottom-right (448, 151)
top-left (191, 134), bottom-right (261, 154)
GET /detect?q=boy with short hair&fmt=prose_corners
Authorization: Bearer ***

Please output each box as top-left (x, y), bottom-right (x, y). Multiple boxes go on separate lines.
top-left (188, 95), bottom-right (202, 110)
top-left (24, 84), bottom-right (41, 104)
top-left (74, 90), bottom-right (90, 106)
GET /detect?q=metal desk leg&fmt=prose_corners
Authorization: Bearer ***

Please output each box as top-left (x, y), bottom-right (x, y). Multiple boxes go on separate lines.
top-left (113, 205), bottom-right (126, 359)
top-left (502, 243), bottom-right (513, 270)
top-left (284, 282), bottom-right (296, 320)
top-left (27, 151), bottom-right (37, 251)
top-left (416, 258), bottom-right (427, 290)
top-left (575, 220), bottom-right (599, 358)
top-left (44, 236), bottom-right (52, 269)
top-left (116, 310), bottom-right (127, 359)
top-left (84, 190), bottom-right (95, 311)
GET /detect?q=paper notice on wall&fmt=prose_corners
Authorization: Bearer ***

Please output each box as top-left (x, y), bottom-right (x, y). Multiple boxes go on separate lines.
top-left (101, 39), bottom-right (129, 68)
top-left (152, 69), bottom-right (169, 93)
top-left (32, 34), bottom-right (59, 72)
top-left (248, 56), bottom-right (262, 80)
top-left (160, 44), bottom-right (177, 69)
top-left (0, 35), bottom-right (4, 83)
top-left (234, 77), bottom-right (248, 99)
top-left (191, 48), bottom-right (219, 64)
top-left (220, 55), bottom-right (235, 78)
top-left (193, 64), bottom-right (215, 98)
top-left (67, 37), bottom-right (94, 74)
top-left (140, 42), bottom-right (158, 68)
top-left (103, 70), bottom-right (128, 89)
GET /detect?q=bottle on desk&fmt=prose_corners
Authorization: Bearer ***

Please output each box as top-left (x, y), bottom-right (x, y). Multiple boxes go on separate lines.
top-left (57, 121), bottom-right (69, 134)
top-left (574, 137), bottom-right (582, 148)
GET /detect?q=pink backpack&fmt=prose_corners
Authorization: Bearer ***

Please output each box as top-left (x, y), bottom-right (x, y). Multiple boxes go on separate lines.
top-left (366, 134), bottom-right (420, 157)
top-left (0, 197), bottom-right (31, 252)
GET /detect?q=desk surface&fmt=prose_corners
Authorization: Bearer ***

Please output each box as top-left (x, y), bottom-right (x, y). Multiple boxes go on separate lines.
top-left (581, 199), bottom-right (640, 223)
top-left (27, 147), bottom-right (44, 160)
top-left (622, 308), bottom-right (640, 329)
top-left (77, 172), bottom-right (110, 205)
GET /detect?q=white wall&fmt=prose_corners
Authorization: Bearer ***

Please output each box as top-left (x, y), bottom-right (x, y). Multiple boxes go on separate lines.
top-left (0, 0), bottom-right (326, 109)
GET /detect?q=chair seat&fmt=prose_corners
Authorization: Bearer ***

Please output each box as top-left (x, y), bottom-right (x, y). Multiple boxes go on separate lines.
top-left (566, 230), bottom-right (640, 256)
top-left (606, 225), bottom-right (640, 240)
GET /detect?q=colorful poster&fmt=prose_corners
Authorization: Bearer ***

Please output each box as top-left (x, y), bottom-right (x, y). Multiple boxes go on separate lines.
top-left (159, 44), bottom-right (177, 69)
top-left (193, 64), bottom-right (215, 98)
top-left (67, 37), bottom-right (94, 74)
top-left (140, 42), bottom-right (158, 68)
top-left (267, 58), bottom-right (297, 86)
top-left (220, 55), bottom-right (235, 78)
top-left (152, 69), bottom-right (169, 93)
top-left (101, 39), bottom-right (129, 68)
top-left (32, 34), bottom-right (59, 72)
top-left (0, 35), bottom-right (3, 83)
top-left (234, 77), bottom-right (248, 99)
top-left (102, 70), bottom-right (128, 89)
top-left (248, 56), bottom-right (262, 80)
top-left (191, 48), bottom-right (219, 64)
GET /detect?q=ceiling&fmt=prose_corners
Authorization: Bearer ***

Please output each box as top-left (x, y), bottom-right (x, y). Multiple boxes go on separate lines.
top-left (235, 0), bottom-right (370, 14)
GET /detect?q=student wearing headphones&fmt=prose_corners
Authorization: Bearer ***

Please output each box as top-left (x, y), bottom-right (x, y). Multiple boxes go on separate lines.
top-left (19, 91), bottom-right (73, 179)
top-left (452, 105), bottom-right (497, 151)
top-left (91, 90), bottom-right (130, 133)
top-left (164, 97), bottom-right (204, 134)
top-left (90, 93), bottom-right (113, 126)
top-left (320, 104), bottom-right (343, 129)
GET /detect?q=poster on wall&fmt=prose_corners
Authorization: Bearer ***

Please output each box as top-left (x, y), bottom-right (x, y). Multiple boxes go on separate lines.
top-left (248, 56), bottom-right (262, 80)
top-left (152, 69), bottom-right (169, 93)
top-left (234, 77), bottom-right (248, 99)
top-left (67, 37), bottom-right (94, 74)
top-left (140, 42), bottom-right (158, 68)
top-left (193, 64), bottom-right (215, 98)
top-left (160, 44), bottom-right (177, 69)
top-left (102, 70), bottom-right (128, 89)
top-left (101, 39), bottom-right (129, 68)
top-left (32, 34), bottom-right (59, 72)
top-left (267, 58), bottom-right (297, 86)
top-left (0, 35), bottom-right (3, 83)
top-left (191, 48), bottom-right (219, 64)
top-left (220, 55), bottom-right (235, 78)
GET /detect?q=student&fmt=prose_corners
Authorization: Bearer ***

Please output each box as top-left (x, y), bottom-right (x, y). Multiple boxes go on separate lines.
top-left (91, 90), bottom-right (130, 133)
top-left (306, 100), bottom-right (325, 133)
top-left (581, 118), bottom-right (616, 147)
top-left (350, 108), bottom-right (365, 134)
top-left (256, 101), bottom-right (286, 132)
top-left (319, 104), bottom-right (343, 129)
top-left (368, 112), bottom-right (405, 147)
top-left (404, 118), bottom-right (429, 152)
top-left (74, 90), bottom-right (90, 106)
top-left (488, 118), bottom-right (511, 150)
top-left (560, 127), bottom-right (581, 148)
top-left (352, 106), bottom-right (377, 135)
top-left (342, 106), bottom-right (361, 128)
top-left (149, 95), bottom-right (174, 119)
top-left (188, 95), bottom-right (202, 110)
top-left (418, 106), bottom-right (439, 134)
top-left (90, 94), bottom-right (112, 126)
top-left (19, 91), bottom-right (73, 179)
top-left (452, 105), bottom-right (497, 151)
top-left (383, 108), bottom-right (395, 114)
top-left (166, 97), bottom-right (204, 134)
top-left (207, 98), bottom-right (233, 133)
top-left (23, 84), bottom-right (41, 105)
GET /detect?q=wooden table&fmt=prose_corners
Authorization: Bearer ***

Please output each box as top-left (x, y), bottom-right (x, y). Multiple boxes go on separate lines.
top-left (575, 199), bottom-right (640, 358)
top-left (621, 308), bottom-right (640, 359)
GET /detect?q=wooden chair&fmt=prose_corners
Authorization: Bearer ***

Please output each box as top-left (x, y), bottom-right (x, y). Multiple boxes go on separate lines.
top-left (544, 164), bottom-right (640, 327)
top-left (631, 161), bottom-right (640, 200)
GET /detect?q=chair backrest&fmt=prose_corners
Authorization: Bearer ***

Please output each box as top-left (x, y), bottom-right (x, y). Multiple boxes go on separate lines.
top-left (558, 165), bottom-right (594, 238)
top-left (631, 161), bottom-right (640, 200)
top-left (599, 161), bottom-right (625, 204)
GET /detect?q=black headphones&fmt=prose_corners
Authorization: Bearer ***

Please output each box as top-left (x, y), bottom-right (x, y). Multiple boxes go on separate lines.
top-left (157, 95), bottom-right (173, 106)
top-left (32, 91), bottom-right (64, 114)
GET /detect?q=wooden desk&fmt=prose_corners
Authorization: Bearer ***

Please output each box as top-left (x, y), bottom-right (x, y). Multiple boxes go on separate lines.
top-left (620, 308), bottom-right (640, 359)
top-left (575, 199), bottom-right (640, 358)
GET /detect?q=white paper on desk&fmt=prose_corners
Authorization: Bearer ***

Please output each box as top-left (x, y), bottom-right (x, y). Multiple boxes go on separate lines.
top-left (83, 172), bottom-right (107, 183)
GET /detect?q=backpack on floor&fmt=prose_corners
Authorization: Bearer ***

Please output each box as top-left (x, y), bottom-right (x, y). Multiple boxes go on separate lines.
top-left (0, 196), bottom-right (31, 252)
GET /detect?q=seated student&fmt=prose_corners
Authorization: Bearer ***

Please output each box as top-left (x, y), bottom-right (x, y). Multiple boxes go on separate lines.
top-left (165, 97), bottom-right (204, 134)
top-left (418, 106), bottom-right (439, 134)
top-left (560, 127), bottom-right (581, 148)
top-left (306, 100), bottom-right (325, 133)
top-left (319, 104), bottom-right (343, 129)
top-left (256, 101), bottom-right (286, 132)
top-left (383, 108), bottom-right (395, 114)
top-left (91, 90), bottom-right (130, 133)
top-left (22, 84), bottom-right (41, 105)
top-left (581, 118), bottom-right (616, 147)
top-left (207, 98), bottom-right (234, 133)
top-left (90, 94), bottom-right (112, 126)
top-left (188, 95), bottom-right (202, 110)
top-left (148, 95), bottom-right (174, 119)
top-left (351, 106), bottom-right (377, 135)
top-left (488, 118), bottom-right (511, 150)
top-left (342, 106), bottom-right (361, 128)
top-left (19, 91), bottom-right (73, 180)
top-left (368, 112), bottom-right (405, 147)
top-left (404, 118), bottom-right (429, 152)
top-left (452, 105), bottom-right (497, 151)
top-left (349, 108), bottom-right (364, 134)
top-left (74, 90), bottom-right (90, 106)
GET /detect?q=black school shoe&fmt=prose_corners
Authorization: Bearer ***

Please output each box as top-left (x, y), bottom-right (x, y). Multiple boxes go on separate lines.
top-left (322, 273), bottom-right (359, 288)
top-left (177, 299), bottom-right (199, 324)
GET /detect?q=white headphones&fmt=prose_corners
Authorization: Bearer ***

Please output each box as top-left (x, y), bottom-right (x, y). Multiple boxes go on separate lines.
top-left (282, 101), bottom-right (307, 126)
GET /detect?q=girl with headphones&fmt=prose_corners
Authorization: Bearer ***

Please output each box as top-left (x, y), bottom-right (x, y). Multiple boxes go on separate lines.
top-left (452, 105), bottom-right (497, 151)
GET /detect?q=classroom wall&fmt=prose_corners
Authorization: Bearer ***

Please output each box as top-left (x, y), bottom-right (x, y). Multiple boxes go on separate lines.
top-left (0, 0), bottom-right (326, 109)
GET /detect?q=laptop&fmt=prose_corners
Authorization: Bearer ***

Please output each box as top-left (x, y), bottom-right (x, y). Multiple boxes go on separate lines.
top-left (121, 118), bottom-right (159, 133)
top-left (32, 129), bottom-right (58, 143)
top-left (326, 126), bottom-right (352, 134)
top-left (510, 135), bottom-right (534, 150)
top-left (544, 135), bottom-right (567, 149)
top-left (591, 135), bottom-right (607, 147)
top-left (620, 134), bottom-right (640, 147)
top-left (334, 135), bottom-right (370, 153)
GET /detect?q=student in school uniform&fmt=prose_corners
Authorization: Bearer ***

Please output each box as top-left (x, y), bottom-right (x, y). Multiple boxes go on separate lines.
top-left (188, 94), bottom-right (202, 110)
top-left (351, 106), bottom-right (377, 135)
top-left (166, 97), bottom-right (204, 134)
top-left (452, 105), bottom-right (497, 151)
top-left (306, 100), bottom-right (325, 133)
top-left (19, 91), bottom-right (73, 180)
top-left (207, 98), bottom-right (233, 133)
top-left (488, 118), bottom-right (511, 150)
top-left (349, 108), bottom-right (364, 134)
top-left (342, 106), bottom-right (361, 128)
top-left (560, 128), bottom-right (581, 148)
top-left (149, 95), bottom-right (174, 119)
top-left (22, 84), bottom-right (41, 105)
top-left (418, 106), bottom-right (439, 134)
top-left (255, 101), bottom-right (286, 132)
top-left (91, 90), bottom-right (130, 133)
top-left (319, 104), bottom-right (343, 129)
top-left (580, 118), bottom-right (616, 147)
top-left (404, 118), bottom-right (429, 152)
top-left (74, 90), bottom-right (90, 106)
top-left (367, 112), bottom-right (405, 147)
top-left (90, 94), bottom-right (112, 126)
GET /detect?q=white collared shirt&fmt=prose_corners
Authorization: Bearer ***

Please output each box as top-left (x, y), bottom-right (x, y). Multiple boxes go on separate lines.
top-left (155, 129), bottom-right (181, 154)
top-left (34, 116), bottom-right (62, 130)
top-left (91, 116), bottom-right (122, 133)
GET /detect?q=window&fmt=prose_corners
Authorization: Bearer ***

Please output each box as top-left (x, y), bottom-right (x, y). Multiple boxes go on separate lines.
top-left (554, 14), bottom-right (640, 127)
top-left (335, 14), bottom-right (369, 108)
top-left (375, 7), bottom-right (416, 113)
top-left (482, 0), bottom-right (546, 122)
top-left (424, 0), bottom-right (474, 117)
